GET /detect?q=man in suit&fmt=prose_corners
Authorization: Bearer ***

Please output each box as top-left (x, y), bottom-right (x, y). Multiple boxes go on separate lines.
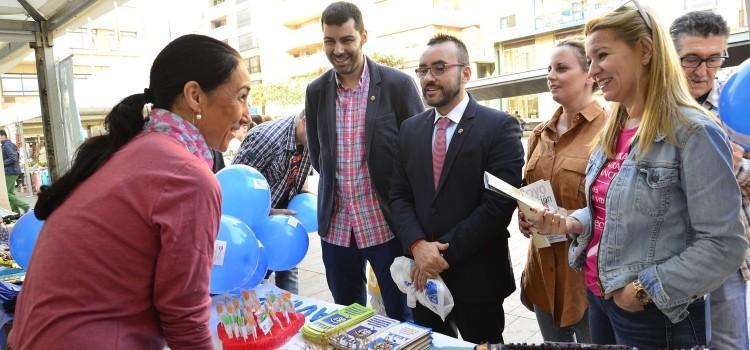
top-left (305, 1), bottom-right (423, 321)
top-left (390, 34), bottom-right (524, 343)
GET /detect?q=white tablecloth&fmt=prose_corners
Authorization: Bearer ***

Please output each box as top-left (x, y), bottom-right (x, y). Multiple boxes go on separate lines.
top-left (210, 283), bottom-right (474, 349)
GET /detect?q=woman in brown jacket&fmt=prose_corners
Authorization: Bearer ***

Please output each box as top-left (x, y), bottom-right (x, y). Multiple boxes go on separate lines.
top-left (519, 40), bottom-right (607, 343)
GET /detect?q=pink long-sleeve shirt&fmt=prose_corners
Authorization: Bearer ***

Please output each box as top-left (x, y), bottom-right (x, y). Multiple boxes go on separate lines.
top-left (10, 131), bottom-right (221, 349)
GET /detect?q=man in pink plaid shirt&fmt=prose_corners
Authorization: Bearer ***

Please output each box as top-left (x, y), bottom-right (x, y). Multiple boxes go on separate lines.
top-left (305, 2), bottom-right (424, 321)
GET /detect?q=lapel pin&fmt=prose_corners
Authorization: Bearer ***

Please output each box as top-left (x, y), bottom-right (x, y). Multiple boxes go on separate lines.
top-left (370, 96), bottom-right (376, 101)
top-left (457, 128), bottom-right (464, 135)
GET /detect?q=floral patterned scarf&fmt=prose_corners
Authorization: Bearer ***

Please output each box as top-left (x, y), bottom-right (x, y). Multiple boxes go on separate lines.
top-left (142, 108), bottom-right (213, 168)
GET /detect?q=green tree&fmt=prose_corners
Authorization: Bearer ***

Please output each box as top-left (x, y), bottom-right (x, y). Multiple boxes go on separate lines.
top-left (250, 81), bottom-right (305, 115)
top-left (249, 56), bottom-right (406, 115)
top-left (371, 52), bottom-right (406, 69)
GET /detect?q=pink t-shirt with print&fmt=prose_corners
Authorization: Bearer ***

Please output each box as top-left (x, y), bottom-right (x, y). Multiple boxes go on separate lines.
top-left (585, 127), bottom-right (638, 296)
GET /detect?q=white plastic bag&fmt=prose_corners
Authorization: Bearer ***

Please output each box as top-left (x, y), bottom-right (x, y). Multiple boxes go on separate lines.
top-left (389, 256), bottom-right (454, 321)
top-left (367, 265), bottom-right (387, 316)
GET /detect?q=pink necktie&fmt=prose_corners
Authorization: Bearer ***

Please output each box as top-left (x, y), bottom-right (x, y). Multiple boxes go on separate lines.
top-left (433, 117), bottom-right (451, 189)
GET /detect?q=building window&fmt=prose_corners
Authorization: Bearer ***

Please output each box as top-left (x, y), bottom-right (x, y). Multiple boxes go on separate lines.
top-left (67, 29), bottom-right (95, 49)
top-left (211, 17), bottom-right (227, 29)
top-left (500, 39), bottom-right (535, 74)
top-left (211, 0), bottom-right (225, 6)
top-left (237, 8), bottom-right (252, 28)
top-left (476, 63), bottom-right (495, 79)
top-left (534, 0), bottom-right (589, 31)
top-left (1, 74), bottom-right (39, 96)
top-left (120, 31), bottom-right (137, 50)
top-left (238, 33), bottom-right (258, 51)
top-left (248, 56), bottom-right (261, 74)
top-left (108, 31), bottom-right (138, 50)
top-left (499, 15), bottom-right (516, 30)
top-left (504, 94), bottom-right (539, 120)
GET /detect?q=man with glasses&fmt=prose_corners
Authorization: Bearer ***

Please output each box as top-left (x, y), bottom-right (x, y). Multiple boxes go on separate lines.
top-left (390, 34), bottom-right (523, 342)
top-left (671, 11), bottom-right (749, 350)
top-left (305, 1), bottom-right (423, 321)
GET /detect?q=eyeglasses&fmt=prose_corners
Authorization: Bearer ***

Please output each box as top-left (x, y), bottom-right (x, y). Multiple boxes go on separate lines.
top-left (615, 0), bottom-right (653, 31)
top-left (415, 63), bottom-right (465, 79)
top-left (679, 55), bottom-right (728, 68)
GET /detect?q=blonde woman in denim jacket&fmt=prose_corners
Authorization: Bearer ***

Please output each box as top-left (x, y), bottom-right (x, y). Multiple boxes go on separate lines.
top-left (528, 3), bottom-right (747, 349)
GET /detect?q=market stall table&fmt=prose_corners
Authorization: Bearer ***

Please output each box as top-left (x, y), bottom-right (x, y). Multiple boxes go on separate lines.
top-left (210, 283), bottom-right (475, 349)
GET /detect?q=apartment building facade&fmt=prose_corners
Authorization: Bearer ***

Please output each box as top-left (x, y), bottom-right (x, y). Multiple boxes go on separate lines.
top-left (469, 0), bottom-right (749, 123)
top-left (204, 0), bottom-right (488, 116)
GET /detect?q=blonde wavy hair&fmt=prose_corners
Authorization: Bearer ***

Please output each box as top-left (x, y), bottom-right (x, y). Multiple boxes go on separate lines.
top-left (585, 4), bottom-right (713, 158)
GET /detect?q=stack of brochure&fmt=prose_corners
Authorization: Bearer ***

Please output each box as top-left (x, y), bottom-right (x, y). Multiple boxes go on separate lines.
top-left (365, 322), bottom-right (432, 350)
top-left (328, 314), bottom-right (400, 349)
top-left (302, 303), bottom-right (375, 342)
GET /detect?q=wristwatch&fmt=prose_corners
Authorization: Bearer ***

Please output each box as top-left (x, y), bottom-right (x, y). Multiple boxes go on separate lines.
top-left (632, 279), bottom-right (653, 306)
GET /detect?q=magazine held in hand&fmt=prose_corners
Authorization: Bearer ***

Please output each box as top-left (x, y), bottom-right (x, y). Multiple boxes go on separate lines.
top-left (483, 172), bottom-right (567, 248)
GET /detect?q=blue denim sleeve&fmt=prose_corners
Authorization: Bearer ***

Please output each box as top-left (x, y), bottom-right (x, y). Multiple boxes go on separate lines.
top-left (568, 207), bottom-right (591, 271)
top-left (570, 207), bottom-right (591, 237)
top-left (638, 122), bottom-right (748, 317)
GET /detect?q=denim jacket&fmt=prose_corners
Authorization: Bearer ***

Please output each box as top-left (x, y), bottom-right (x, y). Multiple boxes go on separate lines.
top-left (569, 106), bottom-right (747, 323)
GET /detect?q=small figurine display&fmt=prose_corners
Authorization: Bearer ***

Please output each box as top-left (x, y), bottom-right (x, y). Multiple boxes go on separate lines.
top-left (216, 289), bottom-right (304, 350)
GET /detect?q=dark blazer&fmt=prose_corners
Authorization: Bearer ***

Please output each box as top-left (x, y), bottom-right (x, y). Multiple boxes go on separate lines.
top-left (2, 140), bottom-right (22, 175)
top-left (305, 57), bottom-right (424, 238)
top-left (390, 96), bottom-right (524, 302)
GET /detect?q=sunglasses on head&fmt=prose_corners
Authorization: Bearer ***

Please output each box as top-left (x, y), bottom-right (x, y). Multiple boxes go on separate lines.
top-left (615, 0), bottom-right (653, 31)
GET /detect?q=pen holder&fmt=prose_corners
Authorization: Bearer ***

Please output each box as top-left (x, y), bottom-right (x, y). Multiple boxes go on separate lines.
top-left (218, 312), bottom-right (305, 350)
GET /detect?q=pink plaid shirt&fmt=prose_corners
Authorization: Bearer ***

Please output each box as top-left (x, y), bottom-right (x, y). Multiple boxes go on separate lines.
top-left (323, 63), bottom-right (393, 248)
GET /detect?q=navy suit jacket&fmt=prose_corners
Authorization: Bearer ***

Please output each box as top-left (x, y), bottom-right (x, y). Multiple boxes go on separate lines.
top-left (305, 57), bottom-right (424, 239)
top-left (389, 96), bottom-right (524, 301)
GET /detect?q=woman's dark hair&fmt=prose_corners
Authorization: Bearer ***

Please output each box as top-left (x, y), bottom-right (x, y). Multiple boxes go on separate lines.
top-left (35, 34), bottom-right (241, 219)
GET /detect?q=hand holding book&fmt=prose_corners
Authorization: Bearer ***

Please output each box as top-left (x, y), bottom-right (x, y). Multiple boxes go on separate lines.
top-left (525, 207), bottom-right (580, 236)
top-left (483, 172), bottom-right (579, 245)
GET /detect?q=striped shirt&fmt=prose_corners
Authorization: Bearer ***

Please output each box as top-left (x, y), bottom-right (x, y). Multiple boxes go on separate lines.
top-left (705, 79), bottom-right (750, 281)
top-left (232, 115), bottom-right (311, 208)
top-left (325, 62), bottom-right (393, 248)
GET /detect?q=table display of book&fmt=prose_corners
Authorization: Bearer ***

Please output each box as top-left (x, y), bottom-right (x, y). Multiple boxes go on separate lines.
top-left (302, 305), bottom-right (432, 350)
top-left (478, 344), bottom-right (638, 350)
top-left (478, 343), bottom-right (714, 349)
top-left (302, 303), bottom-right (375, 342)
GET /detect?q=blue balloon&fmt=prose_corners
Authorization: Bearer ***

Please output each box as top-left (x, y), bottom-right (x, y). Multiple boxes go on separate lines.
top-left (720, 61), bottom-right (750, 150)
top-left (288, 193), bottom-right (318, 233)
top-left (253, 215), bottom-right (309, 271)
top-left (9, 211), bottom-right (45, 270)
top-left (232, 240), bottom-right (269, 292)
top-left (210, 215), bottom-right (262, 294)
top-left (216, 165), bottom-right (271, 227)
